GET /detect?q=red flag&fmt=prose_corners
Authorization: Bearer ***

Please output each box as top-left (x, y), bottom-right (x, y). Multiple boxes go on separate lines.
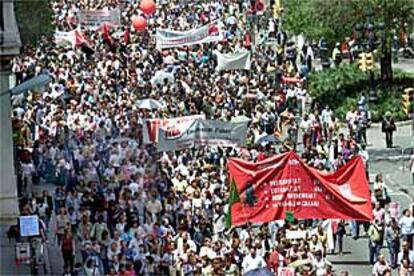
top-left (101, 23), bottom-right (112, 45)
top-left (244, 33), bottom-right (251, 48)
top-left (227, 151), bottom-right (373, 226)
top-left (75, 30), bottom-right (87, 48)
top-left (124, 27), bottom-right (130, 45)
top-left (75, 30), bottom-right (94, 55)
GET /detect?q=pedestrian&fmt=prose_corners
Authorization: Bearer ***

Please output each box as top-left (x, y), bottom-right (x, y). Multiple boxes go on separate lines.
top-left (55, 207), bottom-right (70, 246)
top-left (384, 218), bottom-right (400, 269)
top-left (399, 209), bottom-right (414, 250)
top-left (368, 220), bottom-right (383, 265)
top-left (359, 143), bottom-right (370, 180)
top-left (241, 247), bottom-right (266, 274)
top-left (397, 240), bottom-right (414, 267)
top-left (381, 111), bottom-right (396, 148)
top-left (372, 254), bottom-right (391, 276)
top-left (333, 220), bottom-right (346, 255)
top-left (61, 229), bottom-right (75, 273)
top-left (409, 150), bottom-right (414, 185)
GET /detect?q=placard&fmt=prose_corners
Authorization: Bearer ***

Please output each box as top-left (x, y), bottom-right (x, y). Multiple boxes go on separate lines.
top-left (19, 215), bottom-right (39, 237)
top-left (285, 230), bottom-right (307, 240)
top-left (278, 267), bottom-right (295, 276)
top-left (79, 8), bottom-right (121, 29)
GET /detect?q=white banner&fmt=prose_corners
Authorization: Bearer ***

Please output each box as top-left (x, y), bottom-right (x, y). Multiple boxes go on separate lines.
top-left (156, 21), bottom-right (224, 49)
top-left (284, 220), bottom-right (334, 250)
top-left (143, 115), bottom-right (205, 144)
top-left (54, 30), bottom-right (76, 48)
top-left (285, 230), bottom-right (307, 240)
top-left (79, 8), bottom-right (121, 29)
top-left (157, 119), bottom-right (248, 152)
top-left (216, 51), bottom-right (251, 71)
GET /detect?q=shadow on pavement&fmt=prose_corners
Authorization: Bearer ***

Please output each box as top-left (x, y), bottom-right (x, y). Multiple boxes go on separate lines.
top-left (331, 260), bottom-right (371, 266)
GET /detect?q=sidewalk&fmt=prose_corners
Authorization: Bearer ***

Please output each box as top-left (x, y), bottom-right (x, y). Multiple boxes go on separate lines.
top-left (0, 183), bottom-right (71, 276)
top-left (339, 122), bottom-right (413, 159)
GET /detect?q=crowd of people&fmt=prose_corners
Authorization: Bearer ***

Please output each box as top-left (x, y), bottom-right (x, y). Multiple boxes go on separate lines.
top-left (8, 0), bottom-right (414, 275)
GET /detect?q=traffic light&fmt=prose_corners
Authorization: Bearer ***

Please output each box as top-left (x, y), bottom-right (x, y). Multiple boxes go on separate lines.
top-left (358, 52), bottom-right (367, 72)
top-left (365, 52), bottom-right (374, 71)
top-left (402, 88), bottom-right (414, 115)
top-left (273, 0), bottom-right (283, 18)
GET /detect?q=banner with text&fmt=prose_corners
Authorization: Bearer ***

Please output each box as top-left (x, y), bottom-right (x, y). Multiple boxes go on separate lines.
top-left (157, 119), bottom-right (248, 152)
top-left (156, 21), bottom-right (224, 49)
top-left (216, 51), bottom-right (251, 71)
top-left (79, 8), bottom-right (121, 29)
top-left (143, 115), bottom-right (205, 144)
top-left (55, 30), bottom-right (76, 48)
top-left (227, 152), bottom-right (373, 226)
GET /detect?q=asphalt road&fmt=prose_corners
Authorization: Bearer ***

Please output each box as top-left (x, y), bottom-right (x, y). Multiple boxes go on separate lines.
top-left (329, 160), bottom-right (413, 276)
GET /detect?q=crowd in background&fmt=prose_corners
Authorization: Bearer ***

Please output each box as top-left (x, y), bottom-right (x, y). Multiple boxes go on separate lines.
top-left (9, 0), bottom-right (414, 275)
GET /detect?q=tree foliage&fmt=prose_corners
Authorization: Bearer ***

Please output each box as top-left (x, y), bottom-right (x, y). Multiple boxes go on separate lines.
top-left (14, 0), bottom-right (54, 46)
top-left (308, 64), bottom-right (414, 122)
top-left (282, 0), bottom-right (414, 48)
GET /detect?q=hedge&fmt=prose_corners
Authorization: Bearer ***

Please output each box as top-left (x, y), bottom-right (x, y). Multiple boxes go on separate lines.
top-left (308, 64), bottom-right (414, 122)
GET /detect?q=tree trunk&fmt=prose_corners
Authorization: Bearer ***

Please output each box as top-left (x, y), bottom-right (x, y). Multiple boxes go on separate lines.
top-left (380, 48), bottom-right (393, 87)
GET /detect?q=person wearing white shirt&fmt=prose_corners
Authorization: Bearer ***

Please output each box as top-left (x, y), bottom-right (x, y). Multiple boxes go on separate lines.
top-left (410, 152), bottom-right (414, 185)
top-left (321, 106), bottom-right (332, 140)
top-left (399, 209), bottom-right (414, 249)
top-left (241, 247), bottom-right (266, 274)
top-left (372, 254), bottom-right (391, 276)
top-left (346, 108), bottom-right (357, 135)
top-left (398, 240), bottom-right (414, 265)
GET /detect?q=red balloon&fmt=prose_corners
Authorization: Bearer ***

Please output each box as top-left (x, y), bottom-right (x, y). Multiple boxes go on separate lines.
top-left (132, 16), bottom-right (147, 32)
top-left (139, 0), bottom-right (156, 15)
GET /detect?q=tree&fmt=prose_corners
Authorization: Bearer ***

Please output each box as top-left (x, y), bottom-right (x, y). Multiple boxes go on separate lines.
top-left (14, 0), bottom-right (53, 46)
top-left (282, 0), bottom-right (414, 86)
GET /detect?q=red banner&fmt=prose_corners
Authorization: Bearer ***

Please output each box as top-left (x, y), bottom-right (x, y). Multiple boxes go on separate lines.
top-left (227, 151), bottom-right (373, 226)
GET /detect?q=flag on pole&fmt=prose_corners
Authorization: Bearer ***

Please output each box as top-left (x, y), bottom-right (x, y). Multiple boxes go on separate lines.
top-left (123, 27), bottom-right (130, 44)
top-left (225, 178), bottom-right (241, 228)
top-left (101, 23), bottom-right (112, 46)
top-left (75, 30), bottom-right (88, 47)
top-left (75, 30), bottom-right (94, 55)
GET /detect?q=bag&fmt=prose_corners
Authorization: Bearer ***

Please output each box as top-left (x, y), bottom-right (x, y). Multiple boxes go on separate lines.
top-left (371, 225), bottom-right (381, 242)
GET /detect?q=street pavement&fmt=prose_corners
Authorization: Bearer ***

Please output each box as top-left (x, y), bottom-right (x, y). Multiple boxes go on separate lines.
top-left (314, 58), bottom-right (414, 74)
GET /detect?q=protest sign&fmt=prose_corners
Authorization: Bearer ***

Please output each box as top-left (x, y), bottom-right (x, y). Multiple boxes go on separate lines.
top-left (216, 51), bottom-right (251, 71)
top-left (79, 8), bottom-right (121, 29)
top-left (143, 115), bottom-right (205, 144)
top-left (278, 267), bottom-right (295, 276)
top-left (19, 215), bottom-right (39, 237)
top-left (157, 119), bottom-right (248, 152)
top-left (156, 21), bottom-right (224, 49)
top-left (54, 30), bottom-right (76, 48)
top-left (285, 230), bottom-right (307, 240)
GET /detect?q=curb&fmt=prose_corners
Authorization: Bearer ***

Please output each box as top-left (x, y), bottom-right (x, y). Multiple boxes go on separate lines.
top-left (370, 119), bottom-right (413, 128)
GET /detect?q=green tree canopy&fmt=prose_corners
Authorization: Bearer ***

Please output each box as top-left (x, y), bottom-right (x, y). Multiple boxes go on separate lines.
top-left (283, 0), bottom-right (414, 47)
top-left (14, 0), bottom-right (53, 46)
top-left (282, 0), bottom-right (414, 85)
